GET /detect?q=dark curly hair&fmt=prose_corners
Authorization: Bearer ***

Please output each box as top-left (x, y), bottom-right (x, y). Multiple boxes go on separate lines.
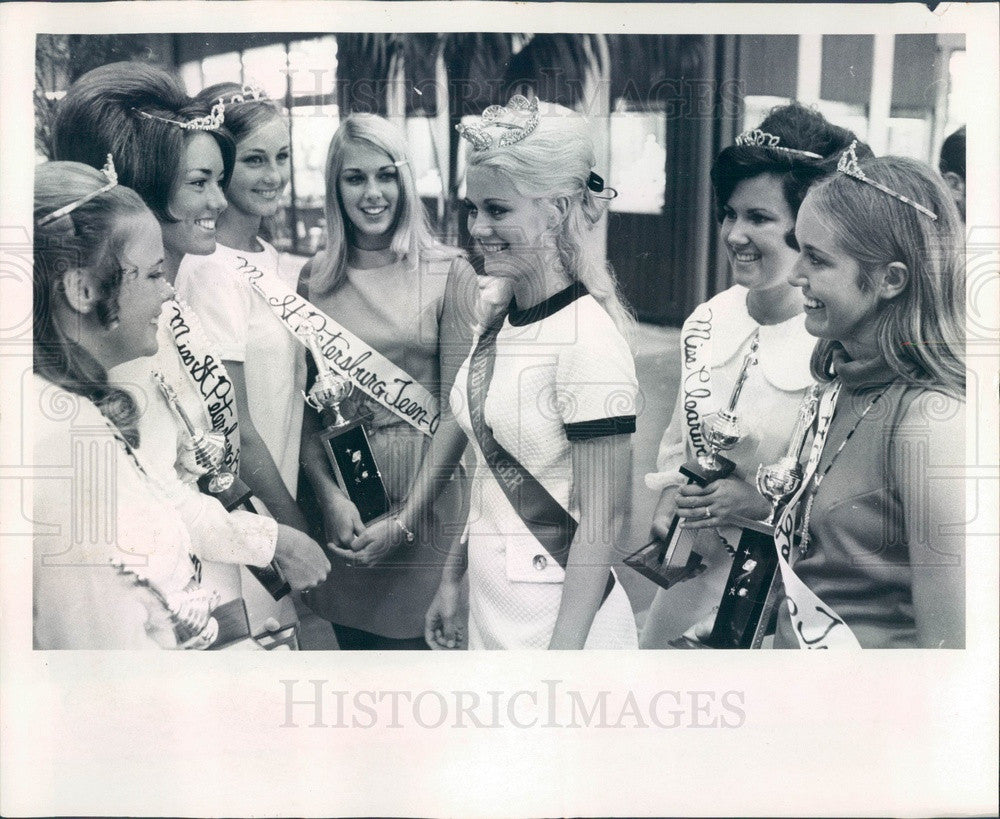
top-left (53, 61), bottom-right (234, 225)
top-left (711, 103), bottom-right (872, 247)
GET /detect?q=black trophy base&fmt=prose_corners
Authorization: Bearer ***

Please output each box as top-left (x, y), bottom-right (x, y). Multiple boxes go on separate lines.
top-left (705, 518), bottom-right (781, 649)
top-left (207, 597), bottom-right (252, 649)
top-left (246, 561), bottom-right (292, 601)
top-left (624, 506), bottom-right (706, 590)
top-left (679, 454), bottom-right (737, 487)
top-left (199, 473), bottom-right (254, 512)
top-left (319, 417), bottom-right (391, 524)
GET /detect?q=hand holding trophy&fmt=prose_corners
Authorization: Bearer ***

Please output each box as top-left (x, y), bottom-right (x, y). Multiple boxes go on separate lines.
top-left (153, 372), bottom-right (291, 601)
top-left (625, 334), bottom-right (760, 588)
top-left (153, 372), bottom-right (252, 509)
top-left (299, 325), bottom-right (391, 524)
top-left (703, 384), bottom-right (820, 648)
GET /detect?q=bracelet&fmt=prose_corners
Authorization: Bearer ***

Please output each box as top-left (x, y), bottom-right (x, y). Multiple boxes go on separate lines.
top-left (392, 515), bottom-right (416, 543)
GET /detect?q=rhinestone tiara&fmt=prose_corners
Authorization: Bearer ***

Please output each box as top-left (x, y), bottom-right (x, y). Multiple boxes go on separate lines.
top-left (214, 83), bottom-right (268, 108)
top-left (837, 141), bottom-right (938, 220)
top-left (734, 128), bottom-right (823, 160)
top-left (456, 95), bottom-right (540, 151)
top-left (133, 99), bottom-right (226, 131)
top-left (37, 154), bottom-right (119, 227)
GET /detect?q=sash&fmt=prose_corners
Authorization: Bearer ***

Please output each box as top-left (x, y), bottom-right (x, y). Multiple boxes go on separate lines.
top-left (467, 315), bottom-right (615, 604)
top-left (772, 381), bottom-right (861, 649)
top-left (679, 302), bottom-right (715, 460)
top-left (164, 299), bottom-right (240, 475)
top-left (236, 256), bottom-right (440, 436)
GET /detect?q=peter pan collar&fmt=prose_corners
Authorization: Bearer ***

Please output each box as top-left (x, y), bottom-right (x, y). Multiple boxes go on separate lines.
top-left (703, 285), bottom-right (816, 391)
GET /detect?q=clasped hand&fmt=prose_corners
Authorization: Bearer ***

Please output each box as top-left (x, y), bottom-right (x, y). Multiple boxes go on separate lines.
top-left (673, 476), bottom-right (771, 529)
top-left (322, 490), bottom-right (407, 568)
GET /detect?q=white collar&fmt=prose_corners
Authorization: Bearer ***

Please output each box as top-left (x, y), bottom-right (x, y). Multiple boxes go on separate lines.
top-left (697, 285), bottom-right (816, 391)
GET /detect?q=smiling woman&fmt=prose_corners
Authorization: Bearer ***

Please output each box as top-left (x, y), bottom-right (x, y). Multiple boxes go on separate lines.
top-left (31, 161), bottom-right (215, 649)
top-left (176, 83), bottom-right (312, 534)
top-left (50, 64), bottom-right (330, 639)
top-left (297, 113), bottom-right (476, 651)
top-left (640, 103), bottom-right (868, 649)
top-left (779, 155), bottom-right (965, 648)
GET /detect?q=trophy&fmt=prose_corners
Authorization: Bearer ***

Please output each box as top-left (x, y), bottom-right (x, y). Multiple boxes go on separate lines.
top-left (153, 372), bottom-right (252, 510)
top-left (625, 335), bottom-right (760, 589)
top-left (153, 372), bottom-right (291, 601)
top-left (704, 385), bottom-right (820, 649)
top-left (110, 559), bottom-right (221, 649)
top-left (299, 326), bottom-right (391, 524)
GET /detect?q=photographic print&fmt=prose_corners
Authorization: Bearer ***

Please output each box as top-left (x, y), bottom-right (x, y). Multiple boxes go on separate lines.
top-left (2, 2), bottom-right (997, 816)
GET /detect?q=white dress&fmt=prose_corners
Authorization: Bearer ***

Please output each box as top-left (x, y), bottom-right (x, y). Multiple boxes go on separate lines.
top-left (109, 310), bottom-right (277, 569)
top-left (452, 284), bottom-right (639, 649)
top-left (32, 375), bottom-right (201, 649)
top-left (176, 240), bottom-right (306, 495)
top-left (640, 284), bottom-right (816, 647)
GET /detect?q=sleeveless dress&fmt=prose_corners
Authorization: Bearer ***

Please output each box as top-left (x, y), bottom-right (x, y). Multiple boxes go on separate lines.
top-left (302, 255), bottom-right (474, 639)
top-left (773, 350), bottom-right (966, 648)
top-left (452, 283), bottom-right (639, 649)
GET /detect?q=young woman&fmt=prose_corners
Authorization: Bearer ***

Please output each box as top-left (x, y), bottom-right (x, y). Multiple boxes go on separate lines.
top-left (176, 83), bottom-right (307, 531)
top-left (298, 114), bottom-right (477, 650)
top-left (52, 63), bottom-right (328, 605)
top-left (640, 104), bottom-right (867, 648)
top-left (425, 97), bottom-right (639, 650)
top-left (781, 151), bottom-right (965, 648)
top-left (33, 161), bottom-right (216, 649)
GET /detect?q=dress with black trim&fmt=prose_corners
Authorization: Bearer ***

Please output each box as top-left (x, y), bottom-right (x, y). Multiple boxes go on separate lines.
top-left (452, 282), bottom-right (639, 649)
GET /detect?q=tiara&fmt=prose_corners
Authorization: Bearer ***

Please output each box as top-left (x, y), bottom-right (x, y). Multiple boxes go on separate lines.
top-left (837, 141), bottom-right (938, 220)
top-left (37, 154), bottom-right (119, 227)
top-left (456, 95), bottom-right (540, 151)
top-left (133, 99), bottom-right (226, 131)
top-left (735, 128), bottom-right (823, 160)
top-left (215, 83), bottom-right (267, 108)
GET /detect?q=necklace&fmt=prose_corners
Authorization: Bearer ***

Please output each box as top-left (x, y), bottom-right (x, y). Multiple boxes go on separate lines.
top-left (797, 384), bottom-right (891, 556)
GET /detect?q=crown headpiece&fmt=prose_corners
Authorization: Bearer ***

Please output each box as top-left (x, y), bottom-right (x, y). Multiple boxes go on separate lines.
top-left (735, 128), bottom-right (823, 160)
top-left (133, 99), bottom-right (226, 131)
top-left (837, 141), bottom-right (938, 220)
top-left (215, 83), bottom-right (268, 108)
top-left (456, 95), bottom-right (540, 151)
top-left (37, 154), bottom-right (119, 227)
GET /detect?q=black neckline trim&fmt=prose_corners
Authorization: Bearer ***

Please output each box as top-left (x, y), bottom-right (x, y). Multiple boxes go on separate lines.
top-left (508, 281), bottom-right (588, 327)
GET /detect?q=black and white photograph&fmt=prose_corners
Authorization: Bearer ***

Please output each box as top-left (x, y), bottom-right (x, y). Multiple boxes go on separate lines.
top-left (1, 1), bottom-right (997, 816)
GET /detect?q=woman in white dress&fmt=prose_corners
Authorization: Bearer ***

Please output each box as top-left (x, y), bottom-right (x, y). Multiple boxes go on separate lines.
top-left (425, 97), bottom-right (639, 650)
top-left (176, 83), bottom-right (308, 530)
top-left (640, 104), bottom-right (869, 648)
top-left (51, 63), bottom-right (328, 613)
top-left (33, 161), bottom-right (217, 649)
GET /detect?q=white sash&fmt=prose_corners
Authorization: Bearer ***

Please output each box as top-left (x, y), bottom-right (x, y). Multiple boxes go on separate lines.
top-left (164, 299), bottom-right (241, 475)
top-left (235, 256), bottom-right (441, 437)
top-left (679, 302), bottom-right (716, 459)
top-left (772, 381), bottom-right (862, 649)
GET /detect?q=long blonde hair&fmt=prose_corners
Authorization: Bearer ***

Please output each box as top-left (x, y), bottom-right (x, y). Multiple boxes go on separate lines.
top-left (807, 155), bottom-right (965, 398)
top-left (311, 113), bottom-right (458, 295)
top-left (465, 103), bottom-right (634, 340)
